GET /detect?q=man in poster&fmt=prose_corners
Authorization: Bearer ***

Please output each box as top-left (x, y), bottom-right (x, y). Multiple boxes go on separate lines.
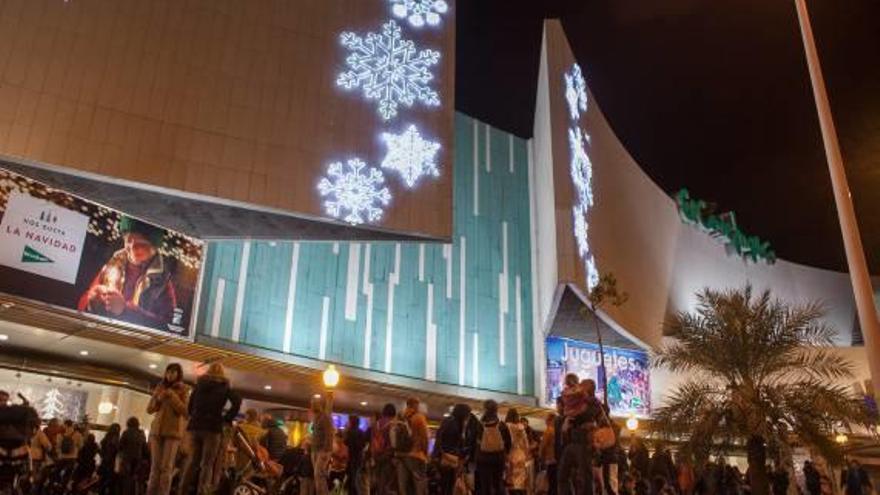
top-left (78, 216), bottom-right (178, 330)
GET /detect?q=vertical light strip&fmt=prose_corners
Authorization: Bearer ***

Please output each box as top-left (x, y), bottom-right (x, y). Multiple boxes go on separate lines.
top-left (425, 283), bottom-right (437, 381)
top-left (418, 243), bottom-right (425, 282)
top-left (472, 332), bottom-right (479, 388)
top-left (231, 241), bottom-right (251, 342)
top-left (210, 278), bottom-right (226, 338)
top-left (473, 119), bottom-right (479, 216)
top-left (442, 244), bottom-right (452, 298)
top-left (332, 242), bottom-right (339, 255)
top-left (345, 243), bottom-right (361, 321)
top-left (319, 296), bottom-right (330, 360)
top-left (509, 134), bottom-right (515, 173)
top-left (515, 275), bottom-right (524, 395)
top-left (384, 243), bottom-right (401, 373)
top-left (283, 243), bottom-right (301, 353)
top-left (362, 244), bottom-right (374, 369)
top-left (485, 123), bottom-right (491, 172)
top-left (459, 236), bottom-right (467, 385)
top-left (499, 221), bottom-right (509, 366)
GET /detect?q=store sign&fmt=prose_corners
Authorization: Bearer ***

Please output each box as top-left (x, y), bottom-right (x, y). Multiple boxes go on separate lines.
top-left (0, 168), bottom-right (204, 338)
top-left (676, 189), bottom-right (776, 264)
top-left (545, 336), bottom-right (651, 418)
top-left (0, 192), bottom-right (89, 284)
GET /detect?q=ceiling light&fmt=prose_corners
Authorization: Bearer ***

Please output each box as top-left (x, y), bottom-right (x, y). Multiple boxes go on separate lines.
top-left (0, 334), bottom-right (8, 341)
top-left (148, 364), bottom-right (158, 370)
top-left (1, 302), bottom-right (13, 309)
top-left (79, 350), bottom-right (89, 356)
top-left (313, 394), bottom-right (322, 399)
top-left (97, 401), bottom-right (114, 415)
top-left (264, 385), bottom-right (272, 391)
top-left (85, 322), bottom-right (96, 328)
top-left (360, 401), bottom-right (368, 407)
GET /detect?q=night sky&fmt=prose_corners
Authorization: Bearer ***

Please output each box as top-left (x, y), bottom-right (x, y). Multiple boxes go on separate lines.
top-left (455, 0), bottom-right (880, 273)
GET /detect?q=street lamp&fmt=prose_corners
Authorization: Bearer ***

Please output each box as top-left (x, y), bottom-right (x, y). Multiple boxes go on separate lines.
top-left (322, 364), bottom-right (340, 411)
top-left (626, 416), bottom-right (639, 432)
top-left (834, 433), bottom-right (848, 445)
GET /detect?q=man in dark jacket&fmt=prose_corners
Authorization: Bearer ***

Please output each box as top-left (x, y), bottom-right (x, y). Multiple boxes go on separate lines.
top-left (435, 404), bottom-right (473, 495)
top-left (262, 418), bottom-right (288, 462)
top-left (803, 461), bottom-right (821, 495)
top-left (475, 400), bottom-right (512, 495)
top-left (179, 363), bottom-right (241, 495)
top-left (344, 415), bottom-right (366, 495)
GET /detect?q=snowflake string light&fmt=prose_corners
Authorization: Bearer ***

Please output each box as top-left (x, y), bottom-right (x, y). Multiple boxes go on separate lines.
top-left (337, 21), bottom-right (441, 121)
top-left (572, 206), bottom-right (589, 258)
top-left (389, 0), bottom-right (449, 28)
top-left (381, 124), bottom-right (441, 188)
top-left (564, 63), bottom-right (588, 121)
top-left (569, 127), bottom-right (593, 210)
top-left (585, 255), bottom-right (599, 290)
top-left (318, 158), bottom-right (392, 226)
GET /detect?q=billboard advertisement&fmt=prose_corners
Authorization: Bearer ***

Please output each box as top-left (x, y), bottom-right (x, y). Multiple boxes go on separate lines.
top-left (0, 168), bottom-right (203, 338)
top-left (546, 336), bottom-right (651, 418)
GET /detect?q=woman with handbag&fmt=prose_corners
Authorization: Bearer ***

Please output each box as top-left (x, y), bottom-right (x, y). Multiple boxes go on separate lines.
top-left (435, 404), bottom-right (473, 495)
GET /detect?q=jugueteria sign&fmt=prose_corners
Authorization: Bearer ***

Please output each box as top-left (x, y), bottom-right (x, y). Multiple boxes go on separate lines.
top-left (676, 189), bottom-right (776, 264)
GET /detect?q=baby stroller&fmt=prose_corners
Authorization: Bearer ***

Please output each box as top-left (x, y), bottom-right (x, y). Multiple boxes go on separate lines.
top-left (218, 426), bottom-right (282, 495)
top-left (0, 404), bottom-right (38, 495)
top-left (275, 447), bottom-right (306, 495)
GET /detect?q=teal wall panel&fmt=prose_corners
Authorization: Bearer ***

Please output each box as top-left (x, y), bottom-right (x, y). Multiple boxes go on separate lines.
top-left (196, 113), bottom-right (535, 396)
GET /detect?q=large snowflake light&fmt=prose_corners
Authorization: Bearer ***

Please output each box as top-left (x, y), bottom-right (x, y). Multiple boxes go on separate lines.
top-left (569, 127), bottom-right (593, 210)
top-left (572, 206), bottom-right (589, 258)
top-left (337, 21), bottom-right (441, 121)
top-left (318, 158), bottom-right (392, 226)
top-left (564, 63), bottom-right (588, 121)
top-left (381, 124), bottom-right (441, 188)
top-left (390, 0), bottom-right (449, 28)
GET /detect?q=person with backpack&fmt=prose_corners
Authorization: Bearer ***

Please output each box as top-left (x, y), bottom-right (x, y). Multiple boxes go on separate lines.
top-left (310, 396), bottom-right (335, 495)
top-left (557, 378), bottom-right (603, 495)
top-left (369, 405), bottom-right (397, 495)
top-left (434, 404), bottom-right (473, 495)
top-left (147, 363), bottom-right (189, 495)
top-left (393, 397), bottom-right (429, 495)
top-left (179, 362), bottom-right (242, 495)
top-left (55, 419), bottom-right (84, 463)
top-left (119, 417), bottom-right (148, 495)
top-left (475, 399), bottom-right (512, 495)
top-left (505, 408), bottom-right (531, 495)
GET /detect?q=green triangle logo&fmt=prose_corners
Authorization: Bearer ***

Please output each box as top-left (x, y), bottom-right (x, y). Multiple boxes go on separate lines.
top-left (21, 245), bottom-right (53, 263)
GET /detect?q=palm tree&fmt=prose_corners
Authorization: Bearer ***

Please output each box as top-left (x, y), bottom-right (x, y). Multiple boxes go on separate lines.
top-left (652, 285), bottom-right (871, 495)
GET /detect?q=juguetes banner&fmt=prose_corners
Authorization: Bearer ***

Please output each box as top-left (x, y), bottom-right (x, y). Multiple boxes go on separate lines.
top-left (0, 168), bottom-right (203, 338)
top-left (546, 336), bottom-right (651, 418)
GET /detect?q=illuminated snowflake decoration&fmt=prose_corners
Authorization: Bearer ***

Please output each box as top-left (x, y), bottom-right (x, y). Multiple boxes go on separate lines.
top-left (564, 63), bottom-right (588, 121)
top-left (337, 21), bottom-right (441, 121)
top-left (585, 256), bottom-right (599, 290)
top-left (390, 0), bottom-right (449, 28)
top-left (381, 125), bottom-right (441, 188)
top-left (318, 158), bottom-right (392, 226)
top-left (568, 127), bottom-right (593, 210)
top-left (572, 206), bottom-right (589, 258)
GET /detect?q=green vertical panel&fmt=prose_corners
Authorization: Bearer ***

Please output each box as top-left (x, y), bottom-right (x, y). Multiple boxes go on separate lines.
top-left (240, 242), bottom-right (292, 351)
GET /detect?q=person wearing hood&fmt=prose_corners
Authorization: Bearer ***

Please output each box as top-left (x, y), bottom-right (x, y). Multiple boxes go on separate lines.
top-left (475, 399), bottom-right (512, 495)
top-left (147, 363), bottom-right (189, 495)
top-left (435, 403), bottom-right (474, 495)
top-left (179, 362), bottom-right (241, 495)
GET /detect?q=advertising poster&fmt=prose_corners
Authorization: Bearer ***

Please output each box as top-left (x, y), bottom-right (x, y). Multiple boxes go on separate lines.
top-left (546, 336), bottom-right (651, 418)
top-left (0, 168), bottom-right (203, 338)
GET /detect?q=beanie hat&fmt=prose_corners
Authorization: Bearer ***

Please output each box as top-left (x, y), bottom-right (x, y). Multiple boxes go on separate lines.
top-left (118, 216), bottom-right (164, 246)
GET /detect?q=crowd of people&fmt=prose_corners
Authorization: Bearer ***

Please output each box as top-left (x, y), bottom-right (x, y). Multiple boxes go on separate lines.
top-left (0, 369), bottom-right (875, 495)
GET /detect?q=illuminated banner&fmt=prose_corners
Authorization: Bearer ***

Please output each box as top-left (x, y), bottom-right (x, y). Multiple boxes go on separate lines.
top-left (0, 168), bottom-right (203, 338)
top-left (545, 336), bottom-right (651, 418)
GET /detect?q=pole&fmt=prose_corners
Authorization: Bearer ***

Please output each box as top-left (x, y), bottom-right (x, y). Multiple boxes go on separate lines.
top-left (794, 0), bottom-right (880, 399)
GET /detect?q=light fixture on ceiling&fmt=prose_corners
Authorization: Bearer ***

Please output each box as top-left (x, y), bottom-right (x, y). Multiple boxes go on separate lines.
top-left (0, 334), bottom-right (8, 341)
top-left (148, 364), bottom-right (158, 370)
top-left (360, 401), bottom-right (368, 407)
top-left (0, 302), bottom-right (13, 310)
top-left (97, 401), bottom-right (114, 415)
top-left (79, 350), bottom-right (89, 356)
top-left (313, 394), bottom-right (322, 399)
top-left (85, 322), bottom-right (96, 328)
top-left (264, 385), bottom-right (272, 391)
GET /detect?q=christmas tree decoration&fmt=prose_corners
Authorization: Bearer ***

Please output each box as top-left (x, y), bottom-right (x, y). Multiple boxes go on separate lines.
top-left (39, 388), bottom-right (66, 419)
top-left (381, 124), bottom-right (441, 188)
top-left (318, 158), bottom-right (392, 226)
top-left (337, 21), bottom-right (441, 121)
top-left (389, 0), bottom-right (449, 28)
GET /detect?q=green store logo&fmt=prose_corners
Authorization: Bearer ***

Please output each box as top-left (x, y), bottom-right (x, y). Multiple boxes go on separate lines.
top-left (21, 245), bottom-right (53, 263)
top-left (675, 189), bottom-right (776, 265)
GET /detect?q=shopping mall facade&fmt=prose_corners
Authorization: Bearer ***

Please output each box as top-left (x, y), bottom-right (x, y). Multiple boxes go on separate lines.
top-left (0, 0), bottom-right (875, 460)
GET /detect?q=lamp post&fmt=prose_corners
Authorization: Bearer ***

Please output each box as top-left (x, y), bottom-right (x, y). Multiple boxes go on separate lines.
top-left (322, 364), bottom-right (340, 412)
top-left (793, 0), bottom-right (880, 400)
top-left (626, 416), bottom-right (639, 433)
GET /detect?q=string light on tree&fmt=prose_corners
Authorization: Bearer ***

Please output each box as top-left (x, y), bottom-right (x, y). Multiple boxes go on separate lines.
top-left (39, 388), bottom-right (66, 419)
top-left (381, 124), bottom-right (441, 188)
top-left (337, 20), bottom-right (441, 121)
top-left (318, 158), bottom-right (392, 226)
top-left (564, 63), bottom-right (588, 121)
top-left (389, 0), bottom-right (449, 28)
